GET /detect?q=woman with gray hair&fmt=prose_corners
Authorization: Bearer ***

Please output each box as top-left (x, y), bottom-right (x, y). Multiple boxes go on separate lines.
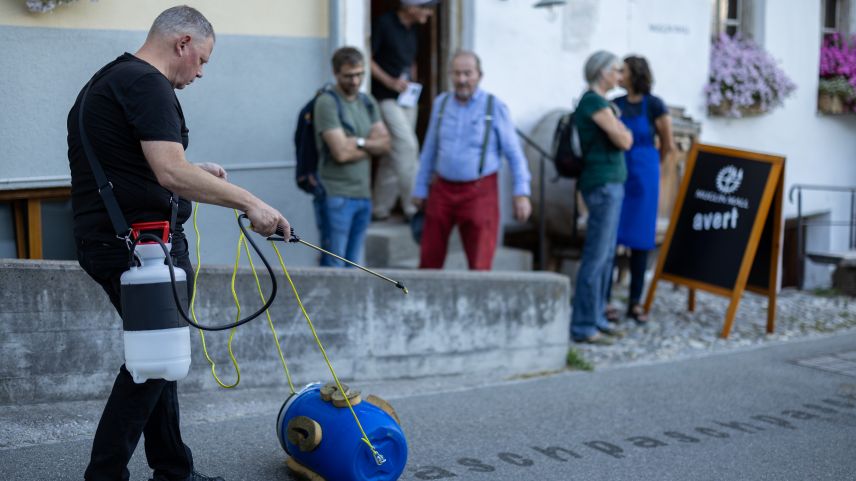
top-left (570, 50), bottom-right (633, 344)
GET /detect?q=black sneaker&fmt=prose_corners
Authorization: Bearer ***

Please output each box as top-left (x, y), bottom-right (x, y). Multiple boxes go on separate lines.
top-left (150, 472), bottom-right (226, 481)
top-left (190, 472), bottom-right (226, 481)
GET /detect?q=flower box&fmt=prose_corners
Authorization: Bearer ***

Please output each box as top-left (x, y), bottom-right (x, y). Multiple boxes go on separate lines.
top-left (708, 100), bottom-right (766, 118)
top-left (818, 35), bottom-right (856, 115)
top-left (818, 92), bottom-right (846, 115)
top-left (705, 34), bottom-right (796, 119)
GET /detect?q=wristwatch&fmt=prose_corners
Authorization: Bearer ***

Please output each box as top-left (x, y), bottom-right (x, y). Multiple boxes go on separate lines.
top-left (356, 137), bottom-right (366, 149)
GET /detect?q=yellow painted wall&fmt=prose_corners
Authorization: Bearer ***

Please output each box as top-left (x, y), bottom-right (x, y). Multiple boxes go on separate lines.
top-left (0, 0), bottom-right (328, 38)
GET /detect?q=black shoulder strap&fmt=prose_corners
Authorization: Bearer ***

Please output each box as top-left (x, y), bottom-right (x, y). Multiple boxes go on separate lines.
top-left (478, 94), bottom-right (495, 178)
top-left (79, 61), bottom-right (181, 244)
top-left (424, 93), bottom-right (451, 178)
top-left (168, 194), bottom-right (179, 241)
top-left (78, 70), bottom-right (131, 241)
top-left (432, 93), bottom-right (494, 179)
top-left (434, 92), bottom-right (451, 152)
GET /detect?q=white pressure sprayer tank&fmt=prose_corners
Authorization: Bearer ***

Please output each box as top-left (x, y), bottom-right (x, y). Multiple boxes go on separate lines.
top-left (119, 221), bottom-right (191, 384)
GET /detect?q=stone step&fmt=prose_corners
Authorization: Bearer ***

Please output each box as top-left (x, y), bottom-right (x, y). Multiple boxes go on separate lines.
top-left (807, 250), bottom-right (856, 265)
top-left (364, 220), bottom-right (532, 271)
top-left (364, 219), bottom-right (459, 268)
top-left (390, 246), bottom-right (533, 271)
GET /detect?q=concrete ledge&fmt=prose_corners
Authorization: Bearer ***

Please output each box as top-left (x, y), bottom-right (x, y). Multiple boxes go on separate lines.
top-left (0, 260), bottom-right (570, 405)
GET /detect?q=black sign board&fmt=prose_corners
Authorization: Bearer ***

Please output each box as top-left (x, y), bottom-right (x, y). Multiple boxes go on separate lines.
top-left (644, 144), bottom-right (784, 338)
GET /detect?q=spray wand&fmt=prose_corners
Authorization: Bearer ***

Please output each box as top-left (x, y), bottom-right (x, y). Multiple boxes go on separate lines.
top-left (268, 227), bottom-right (408, 295)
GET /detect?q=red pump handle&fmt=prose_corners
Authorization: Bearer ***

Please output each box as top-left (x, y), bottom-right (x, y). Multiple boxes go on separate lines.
top-left (131, 221), bottom-right (170, 244)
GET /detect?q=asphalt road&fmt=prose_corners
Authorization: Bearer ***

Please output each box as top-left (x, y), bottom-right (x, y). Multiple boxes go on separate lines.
top-left (2, 332), bottom-right (856, 481)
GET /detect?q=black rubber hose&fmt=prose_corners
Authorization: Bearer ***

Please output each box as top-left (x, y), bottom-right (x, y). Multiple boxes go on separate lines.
top-left (127, 214), bottom-right (278, 331)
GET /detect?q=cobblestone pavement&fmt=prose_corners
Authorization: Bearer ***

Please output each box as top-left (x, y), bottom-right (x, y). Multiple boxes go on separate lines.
top-left (573, 284), bottom-right (856, 368)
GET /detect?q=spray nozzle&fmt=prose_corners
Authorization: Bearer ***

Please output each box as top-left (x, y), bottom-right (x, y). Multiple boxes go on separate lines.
top-left (269, 226), bottom-right (300, 243)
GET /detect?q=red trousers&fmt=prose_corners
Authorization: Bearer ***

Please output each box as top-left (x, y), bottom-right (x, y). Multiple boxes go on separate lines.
top-left (419, 173), bottom-right (499, 270)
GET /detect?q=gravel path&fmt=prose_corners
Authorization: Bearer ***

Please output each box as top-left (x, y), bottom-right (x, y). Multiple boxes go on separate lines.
top-left (572, 283), bottom-right (856, 368)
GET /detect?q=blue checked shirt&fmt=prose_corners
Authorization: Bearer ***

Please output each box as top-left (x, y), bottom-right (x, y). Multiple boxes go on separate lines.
top-left (413, 89), bottom-right (532, 199)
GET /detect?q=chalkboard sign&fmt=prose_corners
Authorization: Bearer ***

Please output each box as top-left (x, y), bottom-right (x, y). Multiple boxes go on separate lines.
top-left (644, 144), bottom-right (784, 338)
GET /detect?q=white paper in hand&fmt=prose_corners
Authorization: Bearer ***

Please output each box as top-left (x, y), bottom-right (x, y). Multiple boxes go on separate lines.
top-left (397, 82), bottom-right (423, 108)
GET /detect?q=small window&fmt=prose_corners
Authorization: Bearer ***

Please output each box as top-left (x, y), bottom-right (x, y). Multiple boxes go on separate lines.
top-left (723, 0), bottom-right (741, 36)
top-left (0, 187), bottom-right (73, 260)
top-left (822, 0), bottom-right (851, 39)
top-left (713, 0), bottom-right (753, 38)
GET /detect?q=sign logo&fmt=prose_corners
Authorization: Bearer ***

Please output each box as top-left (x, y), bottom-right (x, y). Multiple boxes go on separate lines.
top-left (716, 166), bottom-right (743, 194)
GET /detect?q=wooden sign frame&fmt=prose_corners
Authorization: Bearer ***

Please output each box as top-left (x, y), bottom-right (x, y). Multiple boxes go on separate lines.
top-left (643, 143), bottom-right (784, 338)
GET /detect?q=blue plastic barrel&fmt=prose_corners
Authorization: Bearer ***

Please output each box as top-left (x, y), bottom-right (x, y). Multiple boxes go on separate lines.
top-left (277, 383), bottom-right (408, 481)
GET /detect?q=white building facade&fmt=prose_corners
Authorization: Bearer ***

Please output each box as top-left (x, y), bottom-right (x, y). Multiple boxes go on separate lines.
top-left (449, 0), bottom-right (856, 288)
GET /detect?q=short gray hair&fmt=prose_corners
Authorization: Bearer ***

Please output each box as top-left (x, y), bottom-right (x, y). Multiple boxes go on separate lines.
top-left (332, 46), bottom-right (364, 73)
top-left (450, 49), bottom-right (482, 74)
top-left (149, 5), bottom-right (215, 41)
top-left (584, 50), bottom-right (618, 85)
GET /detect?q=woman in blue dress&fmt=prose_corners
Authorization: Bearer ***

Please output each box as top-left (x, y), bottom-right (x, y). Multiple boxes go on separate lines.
top-left (609, 56), bottom-right (675, 324)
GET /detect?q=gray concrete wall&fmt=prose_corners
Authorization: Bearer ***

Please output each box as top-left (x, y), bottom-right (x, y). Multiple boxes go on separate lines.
top-left (0, 259), bottom-right (570, 405)
top-left (0, 25), bottom-right (328, 266)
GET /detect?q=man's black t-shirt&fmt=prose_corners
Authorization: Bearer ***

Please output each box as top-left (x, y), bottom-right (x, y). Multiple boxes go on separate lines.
top-left (371, 11), bottom-right (418, 102)
top-left (67, 53), bottom-right (192, 241)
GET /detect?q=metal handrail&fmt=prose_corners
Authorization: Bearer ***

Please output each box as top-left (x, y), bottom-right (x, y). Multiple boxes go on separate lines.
top-left (516, 128), bottom-right (550, 270)
top-left (788, 184), bottom-right (856, 201)
top-left (788, 183), bottom-right (856, 289)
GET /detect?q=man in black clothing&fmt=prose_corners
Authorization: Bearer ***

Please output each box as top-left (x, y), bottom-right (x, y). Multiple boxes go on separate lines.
top-left (67, 6), bottom-right (290, 481)
top-left (370, 0), bottom-right (438, 221)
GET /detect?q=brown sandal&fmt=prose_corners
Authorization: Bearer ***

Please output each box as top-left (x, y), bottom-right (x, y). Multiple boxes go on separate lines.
top-left (628, 304), bottom-right (649, 324)
top-left (605, 305), bottom-right (621, 323)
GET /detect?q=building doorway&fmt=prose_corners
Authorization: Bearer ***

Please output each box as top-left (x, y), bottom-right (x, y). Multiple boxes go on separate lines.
top-left (369, 0), bottom-right (450, 141)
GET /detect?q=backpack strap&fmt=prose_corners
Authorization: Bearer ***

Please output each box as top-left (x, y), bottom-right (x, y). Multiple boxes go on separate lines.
top-left (324, 89), bottom-right (357, 134)
top-left (324, 89), bottom-right (375, 134)
top-left (359, 92), bottom-right (375, 118)
top-left (478, 94), bottom-right (495, 178)
top-left (575, 91), bottom-right (602, 160)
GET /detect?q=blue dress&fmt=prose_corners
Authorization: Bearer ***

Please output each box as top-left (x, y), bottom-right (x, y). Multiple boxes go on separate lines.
top-left (614, 95), bottom-right (661, 250)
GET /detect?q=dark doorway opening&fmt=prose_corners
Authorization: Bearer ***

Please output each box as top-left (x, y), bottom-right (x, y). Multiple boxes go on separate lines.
top-left (369, 0), bottom-right (447, 142)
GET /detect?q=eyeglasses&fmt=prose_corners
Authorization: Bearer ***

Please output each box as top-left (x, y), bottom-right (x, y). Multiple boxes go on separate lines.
top-left (339, 71), bottom-right (365, 80)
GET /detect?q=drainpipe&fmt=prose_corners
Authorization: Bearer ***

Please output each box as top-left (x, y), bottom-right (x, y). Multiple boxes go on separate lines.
top-left (329, 0), bottom-right (342, 57)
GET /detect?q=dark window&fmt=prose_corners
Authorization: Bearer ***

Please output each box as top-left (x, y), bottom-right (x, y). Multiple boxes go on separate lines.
top-left (824, 0), bottom-right (839, 30)
top-left (0, 203), bottom-right (17, 258)
top-left (727, 0), bottom-right (740, 20)
top-left (715, 0), bottom-right (744, 37)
